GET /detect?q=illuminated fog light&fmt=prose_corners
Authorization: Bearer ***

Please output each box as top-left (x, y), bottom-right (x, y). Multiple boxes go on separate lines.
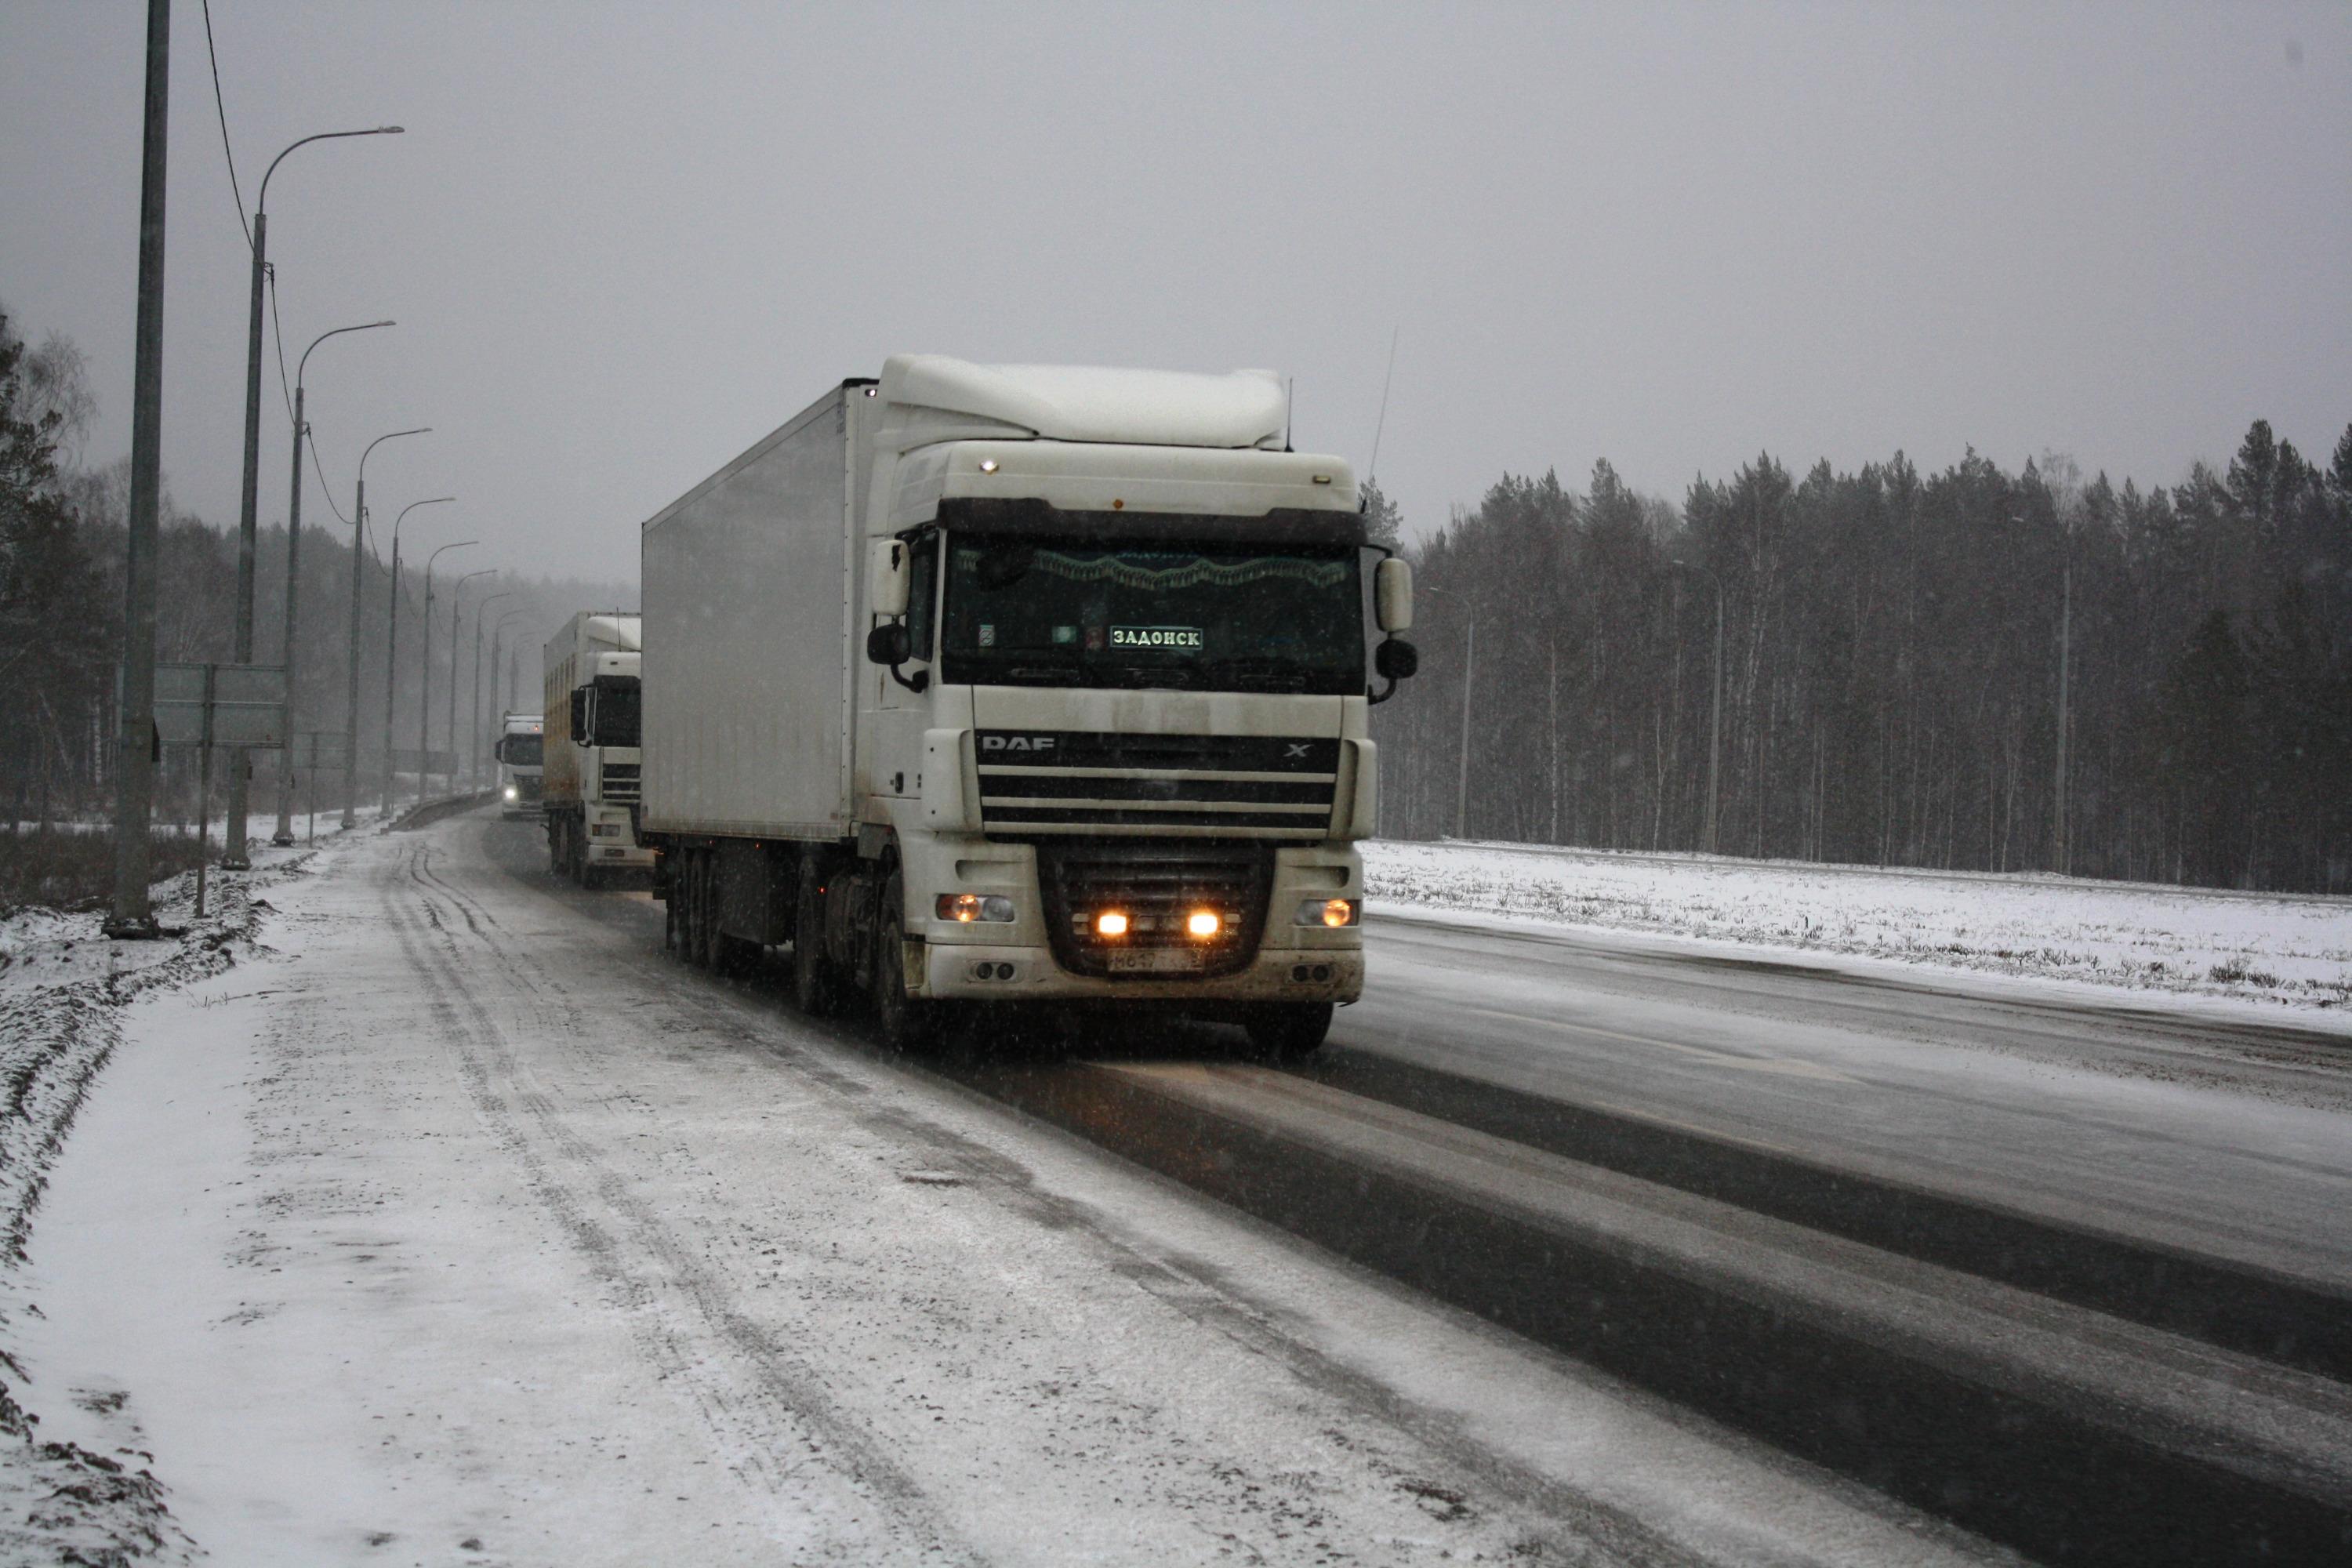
top-left (978, 459), bottom-right (999, 474)
top-left (936, 893), bottom-right (1014, 923)
top-left (1095, 911), bottom-right (1130, 938)
top-left (1297, 898), bottom-right (1359, 927)
top-left (1186, 910), bottom-right (1221, 938)
top-left (503, 786), bottom-right (519, 800)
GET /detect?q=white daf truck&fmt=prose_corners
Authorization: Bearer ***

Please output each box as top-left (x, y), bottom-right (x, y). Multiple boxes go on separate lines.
top-left (543, 612), bottom-right (652, 886)
top-left (495, 712), bottom-right (544, 818)
top-left (639, 357), bottom-right (1417, 1054)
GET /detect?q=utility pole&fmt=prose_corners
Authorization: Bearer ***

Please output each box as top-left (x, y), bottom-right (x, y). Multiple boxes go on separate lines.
top-left (273, 321), bottom-right (391, 844)
top-left (2053, 560), bottom-right (2072, 877)
top-left (1705, 585), bottom-right (1723, 855)
top-left (343, 430), bottom-right (428, 826)
top-left (107, 0), bottom-right (169, 938)
top-left (1673, 560), bottom-right (1726, 855)
top-left (1456, 608), bottom-right (1474, 840)
top-left (223, 125), bottom-right (401, 867)
top-left (381, 498), bottom-right (454, 810)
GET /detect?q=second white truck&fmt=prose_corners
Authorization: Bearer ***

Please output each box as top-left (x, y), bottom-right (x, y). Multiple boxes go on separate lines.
top-left (543, 612), bottom-right (652, 885)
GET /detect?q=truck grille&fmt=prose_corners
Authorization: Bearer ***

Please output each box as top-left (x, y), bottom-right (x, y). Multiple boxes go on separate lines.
top-left (1038, 842), bottom-right (1273, 980)
top-left (976, 731), bottom-right (1338, 840)
top-left (515, 775), bottom-right (543, 803)
top-left (601, 761), bottom-right (641, 804)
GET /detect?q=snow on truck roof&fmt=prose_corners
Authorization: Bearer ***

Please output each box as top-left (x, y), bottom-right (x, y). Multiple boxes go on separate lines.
top-left (878, 356), bottom-right (1290, 451)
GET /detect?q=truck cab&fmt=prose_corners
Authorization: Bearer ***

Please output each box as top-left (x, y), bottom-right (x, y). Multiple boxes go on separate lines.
top-left (495, 712), bottom-right (544, 818)
top-left (543, 613), bottom-right (652, 886)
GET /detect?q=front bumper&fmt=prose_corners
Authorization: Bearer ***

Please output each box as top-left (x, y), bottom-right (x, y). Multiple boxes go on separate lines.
top-left (918, 939), bottom-right (1362, 1004)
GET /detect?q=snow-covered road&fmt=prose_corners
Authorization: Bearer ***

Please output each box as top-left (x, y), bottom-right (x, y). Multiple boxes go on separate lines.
top-left (9, 815), bottom-right (2010, 1566)
top-left (1345, 911), bottom-right (2352, 1291)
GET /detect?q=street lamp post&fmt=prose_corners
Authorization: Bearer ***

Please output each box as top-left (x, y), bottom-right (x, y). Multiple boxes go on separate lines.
top-left (446, 569), bottom-right (495, 797)
top-left (472, 591), bottom-right (514, 786)
top-left (491, 610), bottom-right (532, 724)
top-left (271, 320), bottom-right (392, 845)
top-left (381, 498), bottom-right (455, 811)
top-left (343, 428), bottom-right (428, 826)
top-left (223, 124), bottom-right (401, 869)
top-left (1673, 560), bottom-right (1726, 856)
top-left (418, 540), bottom-right (477, 806)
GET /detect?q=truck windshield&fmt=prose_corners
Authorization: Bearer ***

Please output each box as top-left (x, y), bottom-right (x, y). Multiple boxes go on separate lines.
top-left (500, 735), bottom-right (543, 767)
top-left (941, 536), bottom-right (1363, 694)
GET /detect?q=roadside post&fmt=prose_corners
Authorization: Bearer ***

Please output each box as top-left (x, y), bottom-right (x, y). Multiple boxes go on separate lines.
top-left (292, 730), bottom-right (351, 842)
top-left (154, 662), bottom-right (287, 916)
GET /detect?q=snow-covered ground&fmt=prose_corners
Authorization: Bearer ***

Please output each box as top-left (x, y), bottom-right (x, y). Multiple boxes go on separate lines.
top-left (1363, 839), bottom-right (2352, 1015)
top-left (0, 818), bottom-right (2008, 1566)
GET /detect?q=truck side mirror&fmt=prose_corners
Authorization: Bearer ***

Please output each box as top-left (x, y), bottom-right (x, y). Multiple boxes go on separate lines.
top-left (568, 687), bottom-right (590, 744)
top-left (1368, 636), bottom-right (1417, 704)
top-left (866, 622), bottom-right (911, 666)
top-left (869, 538), bottom-right (911, 619)
top-left (1375, 557), bottom-right (1414, 633)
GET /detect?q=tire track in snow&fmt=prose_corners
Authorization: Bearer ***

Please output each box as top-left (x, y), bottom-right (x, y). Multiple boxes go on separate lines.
top-left (437, 829), bottom-right (1790, 1568)
top-left (386, 841), bottom-right (980, 1563)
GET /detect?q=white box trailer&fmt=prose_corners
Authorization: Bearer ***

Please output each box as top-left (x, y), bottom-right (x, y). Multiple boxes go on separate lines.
top-left (641, 358), bottom-right (1419, 1054)
top-left (543, 612), bottom-right (652, 885)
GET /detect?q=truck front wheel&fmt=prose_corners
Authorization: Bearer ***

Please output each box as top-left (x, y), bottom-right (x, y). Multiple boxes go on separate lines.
top-left (1242, 1003), bottom-right (1333, 1061)
top-left (870, 870), bottom-right (936, 1052)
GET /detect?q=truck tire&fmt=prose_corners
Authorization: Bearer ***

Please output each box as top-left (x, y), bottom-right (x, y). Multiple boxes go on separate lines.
top-left (1242, 1002), bottom-right (1333, 1061)
top-left (792, 855), bottom-right (843, 1016)
top-left (693, 853), bottom-right (724, 971)
top-left (869, 871), bottom-right (935, 1052)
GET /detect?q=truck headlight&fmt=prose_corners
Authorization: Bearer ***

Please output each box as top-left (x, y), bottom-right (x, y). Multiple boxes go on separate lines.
top-left (503, 785), bottom-right (519, 801)
top-left (1297, 898), bottom-right (1358, 927)
top-left (1185, 910), bottom-right (1224, 938)
top-left (936, 893), bottom-right (1015, 924)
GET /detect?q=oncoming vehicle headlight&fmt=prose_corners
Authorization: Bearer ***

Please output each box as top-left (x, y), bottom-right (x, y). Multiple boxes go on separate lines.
top-left (503, 785), bottom-right (519, 801)
top-left (936, 893), bottom-right (1015, 924)
top-left (1296, 898), bottom-right (1358, 928)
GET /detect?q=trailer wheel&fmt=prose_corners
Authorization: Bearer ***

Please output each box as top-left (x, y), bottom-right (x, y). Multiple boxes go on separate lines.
top-left (1242, 1002), bottom-right (1333, 1061)
top-left (792, 855), bottom-right (843, 1016)
top-left (693, 852), bottom-right (723, 971)
top-left (869, 871), bottom-right (935, 1052)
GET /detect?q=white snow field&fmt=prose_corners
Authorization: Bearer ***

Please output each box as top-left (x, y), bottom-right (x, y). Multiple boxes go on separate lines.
top-left (0, 817), bottom-right (2005, 1567)
top-left (1363, 839), bottom-right (2352, 1018)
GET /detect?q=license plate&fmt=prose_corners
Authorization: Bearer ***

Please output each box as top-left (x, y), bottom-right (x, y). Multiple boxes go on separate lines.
top-left (1107, 947), bottom-right (1203, 975)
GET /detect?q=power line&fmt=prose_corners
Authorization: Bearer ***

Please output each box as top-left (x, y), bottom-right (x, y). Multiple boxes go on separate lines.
top-left (267, 267), bottom-right (296, 424)
top-left (304, 430), bottom-right (351, 528)
top-left (201, 0), bottom-right (251, 251)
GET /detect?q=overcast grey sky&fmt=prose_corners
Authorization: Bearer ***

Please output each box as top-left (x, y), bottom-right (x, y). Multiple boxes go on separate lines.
top-left (3, 2), bottom-right (2347, 585)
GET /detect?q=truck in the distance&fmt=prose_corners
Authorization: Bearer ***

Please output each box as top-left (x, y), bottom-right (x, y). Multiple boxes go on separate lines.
top-left (495, 711), bottom-right (544, 818)
top-left (639, 356), bottom-right (1417, 1054)
top-left (543, 612), bottom-right (652, 886)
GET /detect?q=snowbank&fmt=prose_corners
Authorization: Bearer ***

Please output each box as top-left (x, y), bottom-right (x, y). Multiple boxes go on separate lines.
top-left (1363, 840), bottom-right (2352, 1014)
